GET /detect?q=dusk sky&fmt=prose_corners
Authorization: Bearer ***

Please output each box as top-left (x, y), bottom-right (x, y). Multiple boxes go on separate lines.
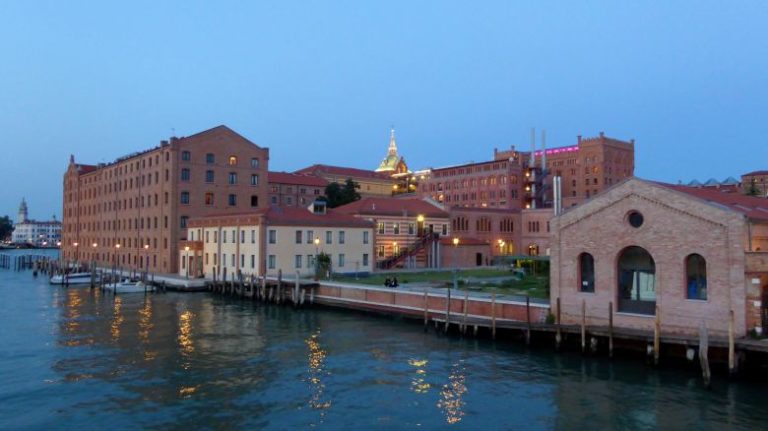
top-left (1, 1), bottom-right (766, 221)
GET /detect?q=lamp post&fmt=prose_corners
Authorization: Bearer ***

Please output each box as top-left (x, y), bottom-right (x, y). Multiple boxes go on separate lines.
top-left (91, 242), bottom-right (98, 287)
top-left (73, 242), bottom-right (79, 268)
top-left (114, 243), bottom-right (121, 283)
top-left (313, 237), bottom-right (320, 279)
top-left (184, 246), bottom-right (190, 279)
top-left (452, 237), bottom-right (459, 290)
top-left (143, 244), bottom-right (149, 280)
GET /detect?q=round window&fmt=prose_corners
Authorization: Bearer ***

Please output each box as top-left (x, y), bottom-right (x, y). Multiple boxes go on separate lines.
top-left (628, 211), bottom-right (644, 228)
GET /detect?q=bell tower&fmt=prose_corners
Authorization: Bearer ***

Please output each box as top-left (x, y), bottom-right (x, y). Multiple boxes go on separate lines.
top-left (18, 198), bottom-right (28, 223)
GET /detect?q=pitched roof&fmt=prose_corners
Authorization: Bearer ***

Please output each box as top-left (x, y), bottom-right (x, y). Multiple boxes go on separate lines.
top-left (268, 171), bottom-right (328, 187)
top-left (265, 206), bottom-right (373, 228)
top-left (294, 164), bottom-right (393, 181)
top-left (743, 170), bottom-right (768, 177)
top-left (334, 197), bottom-right (449, 218)
top-left (658, 182), bottom-right (768, 222)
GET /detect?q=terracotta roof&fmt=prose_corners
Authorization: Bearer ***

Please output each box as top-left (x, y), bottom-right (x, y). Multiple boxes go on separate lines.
top-left (659, 183), bottom-right (768, 222)
top-left (294, 164), bottom-right (393, 181)
top-left (78, 164), bottom-right (99, 174)
top-left (268, 171), bottom-right (328, 187)
top-left (743, 170), bottom-right (768, 177)
top-left (265, 206), bottom-right (373, 228)
top-left (334, 197), bottom-right (449, 218)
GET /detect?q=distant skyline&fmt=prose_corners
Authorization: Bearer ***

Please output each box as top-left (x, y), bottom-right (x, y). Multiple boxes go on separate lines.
top-left (2, 1), bottom-right (767, 221)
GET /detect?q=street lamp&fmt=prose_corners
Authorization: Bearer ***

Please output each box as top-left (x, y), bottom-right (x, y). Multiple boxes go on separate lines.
top-left (113, 243), bottom-right (121, 282)
top-left (73, 242), bottom-right (79, 267)
top-left (143, 244), bottom-right (149, 280)
top-left (184, 246), bottom-right (190, 279)
top-left (313, 237), bottom-right (320, 279)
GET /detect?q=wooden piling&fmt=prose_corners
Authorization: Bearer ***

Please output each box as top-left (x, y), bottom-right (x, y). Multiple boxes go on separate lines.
top-left (555, 297), bottom-right (562, 350)
top-left (654, 304), bottom-right (661, 366)
top-left (444, 288), bottom-right (451, 333)
top-left (608, 301), bottom-right (614, 359)
top-left (491, 291), bottom-right (497, 340)
top-left (462, 289), bottom-right (469, 334)
top-left (728, 309), bottom-right (736, 375)
top-left (525, 295), bottom-right (531, 346)
top-left (423, 289), bottom-right (429, 331)
top-left (699, 322), bottom-right (711, 388)
top-left (581, 299), bottom-right (586, 354)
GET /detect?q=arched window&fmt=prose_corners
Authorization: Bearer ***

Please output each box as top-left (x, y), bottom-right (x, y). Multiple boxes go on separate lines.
top-left (528, 243), bottom-right (539, 256)
top-left (579, 253), bottom-right (595, 292)
top-left (686, 254), bottom-right (707, 300)
top-left (617, 246), bottom-right (656, 315)
top-left (228, 156), bottom-right (238, 166)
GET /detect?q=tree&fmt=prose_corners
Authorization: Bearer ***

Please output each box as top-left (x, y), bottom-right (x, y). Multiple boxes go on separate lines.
top-left (747, 179), bottom-right (761, 196)
top-left (0, 216), bottom-right (12, 241)
top-left (324, 178), bottom-right (361, 208)
top-left (315, 252), bottom-right (332, 279)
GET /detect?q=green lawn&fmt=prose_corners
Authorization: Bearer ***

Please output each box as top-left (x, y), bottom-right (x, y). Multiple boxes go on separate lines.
top-left (334, 268), bottom-right (550, 299)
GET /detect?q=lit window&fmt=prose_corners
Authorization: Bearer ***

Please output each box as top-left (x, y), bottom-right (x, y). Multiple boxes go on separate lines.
top-left (229, 156), bottom-right (237, 166)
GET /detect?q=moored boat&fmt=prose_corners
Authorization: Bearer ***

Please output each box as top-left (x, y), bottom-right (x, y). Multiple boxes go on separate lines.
top-left (50, 272), bottom-right (100, 285)
top-left (103, 279), bottom-right (155, 294)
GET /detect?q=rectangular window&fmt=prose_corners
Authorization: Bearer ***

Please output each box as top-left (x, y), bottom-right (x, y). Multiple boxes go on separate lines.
top-left (213, 231), bottom-right (218, 243)
top-left (338, 231), bottom-right (345, 244)
top-left (408, 223), bottom-right (415, 235)
top-left (240, 230), bottom-right (245, 243)
top-left (205, 192), bottom-right (214, 206)
top-left (268, 230), bottom-right (276, 244)
top-left (326, 231), bottom-right (332, 244)
top-left (250, 255), bottom-right (255, 269)
top-left (377, 222), bottom-right (385, 234)
top-left (182, 151), bottom-right (191, 161)
top-left (206, 170), bottom-right (214, 183)
top-left (442, 224), bottom-right (447, 235)
top-left (205, 231), bottom-right (209, 243)
top-left (206, 153), bottom-right (215, 164)
top-left (228, 194), bottom-right (237, 206)
top-left (222, 254), bottom-right (227, 266)
top-left (268, 255), bottom-right (276, 269)
top-left (222, 230), bottom-right (227, 243)
top-left (378, 245), bottom-right (385, 257)
top-left (363, 253), bottom-right (369, 267)
top-left (181, 168), bottom-right (190, 181)
top-left (180, 216), bottom-right (188, 229)
top-left (338, 253), bottom-right (345, 268)
top-left (295, 255), bottom-right (302, 268)
top-left (363, 231), bottom-right (369, 244)
top-left (251, 158), bottom-right (259, 168)
top-left (307, 230), bottom-right (314, 244)
top-left (308, 254), bottom-right (315, 269)
top-left (228, 172), bottom-right (237, 185)
top-left (393, 223), bottom-right (400, 235)
top-left (251, 195), bottom-right (259, 207)
top-left (295, 230), bottom-right (303, 244)
top-left (180, 191), bottom-right (190, 204)
top-left (251, 230), bottom-right (256, 244)
top-left (251, 174), bottom-right (259, 186)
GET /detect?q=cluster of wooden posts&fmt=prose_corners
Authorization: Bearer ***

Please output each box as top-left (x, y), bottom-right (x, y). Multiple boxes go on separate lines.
top-left (0, 253), bottom-right (52, 271)
top-left (210, 268), bottom-right (317, 306)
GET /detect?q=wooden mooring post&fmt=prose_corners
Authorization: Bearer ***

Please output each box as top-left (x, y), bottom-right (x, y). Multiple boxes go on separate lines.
top-left (491, 291), bottom-right (497, 340)
top-left (608, 301), bottom-right (614, 359)
top-left (462, 289), bottom-right (469, 334)
top-left (444, 288), bottom-right (451, 333)
top-left (525, 295), bottom-right (531, 346)
top-left (581, 299), bottom-right (586, 354)
top-left (728, 309), bottom-right (736, 375)
top-left (555, 297), bottom-right (562, 350)
top-left (654, 304), bottom-right (661, 366)
top-left (423, 289), bottom-right (429, 331)
top-left (699, 321), bottom-right (711, 388)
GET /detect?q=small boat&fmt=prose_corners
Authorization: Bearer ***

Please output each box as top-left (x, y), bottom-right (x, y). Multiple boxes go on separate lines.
top-left (103, 279), bottom-right (155, 294)
top-left (50, 272), bottom-right (100, 285)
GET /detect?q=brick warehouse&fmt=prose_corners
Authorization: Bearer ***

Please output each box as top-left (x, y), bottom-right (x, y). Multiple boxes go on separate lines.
top-left (550, 177), bottom-right (768, 338)
top-left (62, 126), bottom-right (270, 274)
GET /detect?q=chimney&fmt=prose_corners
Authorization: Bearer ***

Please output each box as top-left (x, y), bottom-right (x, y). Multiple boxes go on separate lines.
top-left (599, 131), bottom-right (604, 138)
top-left (541, 129), bottom-right (547, 172)
top-left (577, 135), bottom-right (582, 144)
top-left (530, 127), bottom-right (536, 168)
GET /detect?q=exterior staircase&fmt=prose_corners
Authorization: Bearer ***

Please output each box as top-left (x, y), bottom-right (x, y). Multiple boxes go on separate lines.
top-left (378, 232), bottom-right (440, 270)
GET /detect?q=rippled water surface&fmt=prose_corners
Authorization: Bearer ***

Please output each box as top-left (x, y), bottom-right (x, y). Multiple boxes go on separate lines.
top-left (1, 255), bottom-right (767, 430)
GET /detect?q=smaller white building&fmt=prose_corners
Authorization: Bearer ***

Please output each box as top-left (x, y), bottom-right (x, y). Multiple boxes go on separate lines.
top-left (11, 198), bottom-right (62, 246)
top-left (179, 202), bottom-right (375, 279)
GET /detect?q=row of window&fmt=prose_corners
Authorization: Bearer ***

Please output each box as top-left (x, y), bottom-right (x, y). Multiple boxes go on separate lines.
top-left (578, 251), bottom-right (707, 301)
top-left (180, 152), bottom-right (260, 168)
top-left (195, 252), bottom-right (370, 270)
top-left (181, 192), bottom-right (259, 208)
top-left (180, 169), bottom-right (259, 185)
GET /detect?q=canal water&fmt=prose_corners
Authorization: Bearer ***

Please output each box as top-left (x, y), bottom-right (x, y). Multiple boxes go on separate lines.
top-left (1, 255), bottom-right (767, 429)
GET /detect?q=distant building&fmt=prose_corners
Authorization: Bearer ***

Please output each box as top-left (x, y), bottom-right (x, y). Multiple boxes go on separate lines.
top-left (61, 125), bottom-right (270, 273)
top-left (294, 164), bottom-right (396, 197)
top-left (551, 177), bottom-right (768, 338)
top-left (180, 202), bottom-right (374, 278)
top-left (11, 198), bottom-right (62, 246)
top-left (375, 128), bottom-right (409, 174)
top-left (334, 197), bottom-right (451, 269)
top-left (268, 171), bottom-right (328, 207)
top-left (417, 131), bottom-right (635, 210)
top-left (742, 170), bottom-right (768, 197)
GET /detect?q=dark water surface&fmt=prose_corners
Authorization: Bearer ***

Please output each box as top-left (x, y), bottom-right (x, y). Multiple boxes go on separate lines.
top-left (1, 257), bottom-right (767, 430)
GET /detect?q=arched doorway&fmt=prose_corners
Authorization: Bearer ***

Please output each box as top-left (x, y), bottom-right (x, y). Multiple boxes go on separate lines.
top-left (617, 246), bottom-right (656, 315)
top-left (528, 244), bottom-right (539, 256)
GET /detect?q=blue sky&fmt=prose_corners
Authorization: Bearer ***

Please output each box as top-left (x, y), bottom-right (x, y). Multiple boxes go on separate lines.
top-left (1, 1), bottom-right (766, 221)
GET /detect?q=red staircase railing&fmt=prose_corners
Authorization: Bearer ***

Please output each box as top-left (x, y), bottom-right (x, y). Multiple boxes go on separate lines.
top-left (378, 232), bottom-right (439, 270)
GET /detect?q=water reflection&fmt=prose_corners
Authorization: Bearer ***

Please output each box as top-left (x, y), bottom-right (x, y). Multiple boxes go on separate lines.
top-left (408, 358), bottom-right (431, 394)
top-left (306, 331), bottom-right (331, 422)
top-left (437, 360), bottom-right (467, 425)
top-left (178, 310), bottom-right (195, 369)
top-left (110, 296), bottom-right (123, 342)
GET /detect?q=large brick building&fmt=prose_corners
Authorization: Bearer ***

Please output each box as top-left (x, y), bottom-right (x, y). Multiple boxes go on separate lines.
top-left (294, 164), bottom-right (397, 198)
top-left (268, 171), bottom-right (328, 207)
top-left (742, 170), bottom-right (768, 197)
top-left (62, 125), bottom-right (269, 274)
top-left (551, 177), bottom-right (768, 337)
top-left (418, 131), bottom-right (634, 210)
